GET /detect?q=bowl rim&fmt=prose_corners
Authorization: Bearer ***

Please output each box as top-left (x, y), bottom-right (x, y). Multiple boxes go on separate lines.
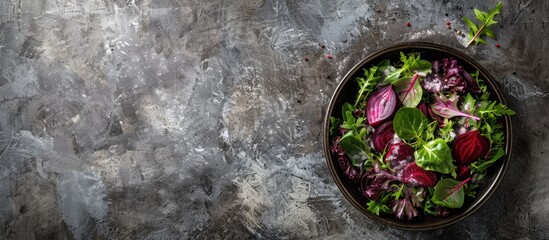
top-left (322, 41), bottom-right (513, 230)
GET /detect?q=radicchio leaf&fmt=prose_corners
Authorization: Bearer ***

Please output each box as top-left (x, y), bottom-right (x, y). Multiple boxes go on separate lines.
top-left (431, 93), bottom-right (480, 121)
top-left (392, 196), bottom-right (418, 220)
top-left (366, 85), bottom-right (398, 127)
top-left (452, 130), bottom-right (490, 165)
top-left (332, 137), bottom-right (361, 182)
top-left (462, 70), bottom-right (482, 94)
top-left (335, 155), bottom-right (360, 183)
top-left (360, 168), bottom-right (397, 200)
top-left (391, 186), bottom-right (425, 220)
top-left (421, 58), bottom-right (480, 93)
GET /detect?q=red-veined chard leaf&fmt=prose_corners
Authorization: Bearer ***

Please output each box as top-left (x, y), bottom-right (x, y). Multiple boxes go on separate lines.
top-left (393, 73), bottom-right (423, 107)
top-left (431, 93), bottom-right (480, 120)
top-left (431, 177), bottom-right (471, 208)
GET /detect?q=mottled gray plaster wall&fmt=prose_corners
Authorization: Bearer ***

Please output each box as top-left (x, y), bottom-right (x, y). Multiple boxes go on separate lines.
top-left (0, 0), bottom-right (547, 239)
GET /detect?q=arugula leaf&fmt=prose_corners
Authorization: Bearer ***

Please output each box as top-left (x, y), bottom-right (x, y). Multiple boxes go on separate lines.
top-left (355, 62), bottom-right (385, 108)
top-left (329, 117), bottom-right (341, 136)
top-left (478, 100), bottom-right (516, 118)
top-left (341, 103), bottom-right (365, 133)
top-left (391, 184), bottom-right (405, 200)
top-left (464, 183), bottom-right (479, 198)
top-left (471, 147), bottom-right (505, 173)
top-left (423, 198), bottom-right (439, 216)
top-left (463, 2), bottom-right (503, 46)
top-left (424, 121), bottom-right (438, 142)
top-left (438, 120), bottom-right (456, 142)
top-left (382, 52), bottom-right (431, 85)
top-left (414, 139), bottom-right (457, 177)
top-left (431, 178), bottom-right (470, 208)
top-left (367, 192), bottom-right (392, 216)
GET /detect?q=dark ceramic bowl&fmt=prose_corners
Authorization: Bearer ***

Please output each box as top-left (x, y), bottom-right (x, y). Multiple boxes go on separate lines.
top-left (323, 42), bottom-right (513, 230)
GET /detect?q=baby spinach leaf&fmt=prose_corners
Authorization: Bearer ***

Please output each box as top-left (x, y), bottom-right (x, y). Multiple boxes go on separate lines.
top-left (431, 178), bottom-right (470, 208)
top-left (414, 139), bottom-right (457, 177)
top-left (393, 107), bottom-right (429, 141)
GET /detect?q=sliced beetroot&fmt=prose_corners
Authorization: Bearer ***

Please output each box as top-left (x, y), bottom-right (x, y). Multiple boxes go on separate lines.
top-left (366, 85), bottom-right (398, 127)
top-left (384, 142), bottom-right (414, 168)
top-left (402, 162), bottom-right (438, 187)
top-left (456, 165), bottom-right (470, 180)
top-left (452, 130), bottom-right (490, 165)
top-left (371, 121), bottom-right (396, 152)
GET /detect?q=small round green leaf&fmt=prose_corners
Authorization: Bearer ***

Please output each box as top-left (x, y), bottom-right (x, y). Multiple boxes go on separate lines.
top-left (414, 139), bottom-right (457, 176)
top-left (393, 107), bottom-right (429, 140)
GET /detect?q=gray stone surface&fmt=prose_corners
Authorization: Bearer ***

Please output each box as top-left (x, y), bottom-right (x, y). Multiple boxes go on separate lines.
top-left (0, 0), bottom-right (547, 239)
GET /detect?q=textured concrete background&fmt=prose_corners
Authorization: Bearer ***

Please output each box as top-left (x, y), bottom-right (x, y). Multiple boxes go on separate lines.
top-left (0, 0), bottom-right (547, 239)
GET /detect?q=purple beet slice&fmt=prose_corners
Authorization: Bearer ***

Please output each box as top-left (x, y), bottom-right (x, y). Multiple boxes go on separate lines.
top-left (402, 162), bottom-right (438, 187)
top-left (371, 121), bottom-right (396, 153)
top-left (366, 85), bottom-right (398, 127)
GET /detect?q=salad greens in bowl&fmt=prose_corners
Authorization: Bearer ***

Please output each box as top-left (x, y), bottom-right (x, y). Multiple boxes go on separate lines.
top-left (323, 42), bottom-right (514, 230)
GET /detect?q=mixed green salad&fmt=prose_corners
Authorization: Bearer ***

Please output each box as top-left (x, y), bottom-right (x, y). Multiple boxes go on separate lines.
top-left (329, 52), bottom-right (515, 219)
